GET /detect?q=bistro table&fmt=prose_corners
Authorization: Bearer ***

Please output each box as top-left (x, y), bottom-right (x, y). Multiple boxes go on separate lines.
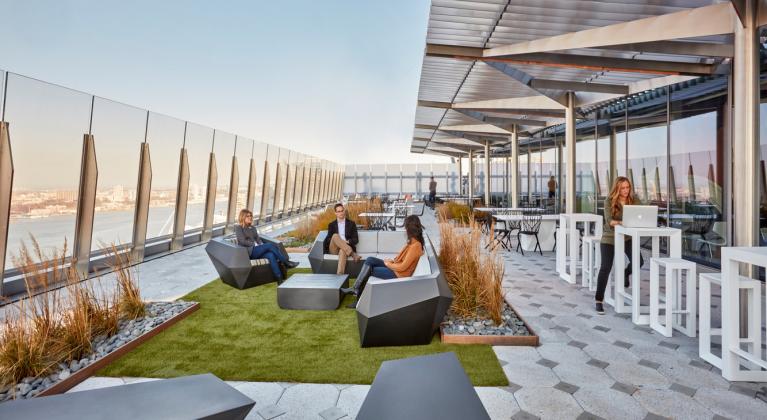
top-left (614, 225), bottom-right (682, 325)
top-left (495, 214), bottom-right (559, 251)
top-left (557, 213), bottom-right (603, 284)
top-left (359, 212), bottom-right (396, 230)
top-left (720, 247), bottom-right (767, 382)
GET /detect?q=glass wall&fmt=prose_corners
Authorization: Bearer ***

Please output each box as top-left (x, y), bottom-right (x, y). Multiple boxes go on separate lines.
top-left (386, 164), bottom-right (401, 195)
top-left (4, 74), bottom-right (91, 266)
top-left (627, 89), bottom-right (668, 207)
top-left (184, 123), bottom-right (214, 230)
top-left (670, 77), bottom-right (727, 266)
top-left (371, 164), bottom-right (386, 194)
top-left (89, 98), bottom-right (145, 250)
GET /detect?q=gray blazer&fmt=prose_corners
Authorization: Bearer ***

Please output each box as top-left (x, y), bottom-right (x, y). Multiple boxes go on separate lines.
top-left (235, 225), bottom-right (262, 253)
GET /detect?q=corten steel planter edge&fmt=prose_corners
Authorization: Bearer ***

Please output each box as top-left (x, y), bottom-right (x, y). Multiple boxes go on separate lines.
top-left (439, 306), bottom-right (539, 346)
top-left (37, 302), bottom-right (200, 397)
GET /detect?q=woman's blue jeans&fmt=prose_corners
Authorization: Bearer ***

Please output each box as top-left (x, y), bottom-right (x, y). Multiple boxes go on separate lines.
top-left (363, 256), bottom-right (397, 280)
top-left (250, 243), bottom-right (287, 279)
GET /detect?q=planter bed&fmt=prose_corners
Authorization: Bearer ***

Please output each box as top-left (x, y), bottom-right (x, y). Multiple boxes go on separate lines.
top-left (440, 303), bottom-right (539, 346)
top-left (0, 301), bottom-right (198, 402)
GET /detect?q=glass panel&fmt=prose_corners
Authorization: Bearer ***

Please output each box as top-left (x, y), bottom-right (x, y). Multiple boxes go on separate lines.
top-left (184, 123), bottom-right (213, 231)
top-left (385, 164), bottom-right (400, 196)
top-left (5, 74), bottom-right (91, 266)
top-left (596, 122), bottom-right (611, 215)
top-left (519, 152), bottom-right (529, 203)
top-left (145, 112), bottom-right (185, 239)
top-left (575, 116), bottom-right (597, 213)
top-left (235, 137), bottom-right (253, 216)
top-left (371, 164), bottom-right (386, 194)
top-left (401, 164), bottom-right (416, 194)
top-left (253, 142), bottom-right (267, 219)
top-left (627, 88), bottom-right (668, 208)
top-left (541, 145), bottom-right (558, 212)
top-left (212, 131), bottom-right (235, 225)
top-left (89, 98), bottom-right (145, 250)
top-left (263, 145), bottom-right (276, 215)
top-left (670, 76), bottom-right (728, 266)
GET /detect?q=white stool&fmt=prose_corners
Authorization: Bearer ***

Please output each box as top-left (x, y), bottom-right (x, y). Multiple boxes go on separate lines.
top-left (582, 236), bottom-right (601, 291)
top-left (699, 272), bottom-right (762, 370)
top-left (649, 257), bottom-right (697, 337)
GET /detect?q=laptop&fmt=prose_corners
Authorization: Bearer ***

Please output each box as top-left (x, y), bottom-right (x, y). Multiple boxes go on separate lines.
top-left (622, 205), bottom-right (658, 228)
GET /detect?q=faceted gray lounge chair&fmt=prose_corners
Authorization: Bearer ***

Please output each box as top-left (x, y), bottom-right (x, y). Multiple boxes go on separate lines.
top-left (0, 373), bottom-right (255, 420)
top-left (356, 352), bottom-right (490, 420)
top-left (355, 235), bottom-right (452, 347)
top-left (205, 234), bottom-right (287, 290)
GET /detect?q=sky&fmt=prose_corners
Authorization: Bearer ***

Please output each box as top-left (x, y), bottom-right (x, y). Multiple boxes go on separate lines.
top-left (0, 0), bottom-right (446, 165)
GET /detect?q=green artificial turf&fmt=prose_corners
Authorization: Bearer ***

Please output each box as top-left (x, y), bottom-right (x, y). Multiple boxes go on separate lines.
top-left (99, 268), bottom-right (508, 386)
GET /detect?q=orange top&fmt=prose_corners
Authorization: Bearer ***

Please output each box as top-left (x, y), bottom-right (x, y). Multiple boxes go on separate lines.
top-left (387, 239), bottom-right (425, 278)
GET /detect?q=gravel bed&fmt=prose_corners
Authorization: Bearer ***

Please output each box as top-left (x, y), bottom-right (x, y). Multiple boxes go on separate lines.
top-left (441, 303), bottom-right (532, 336)
top-left (0, 300), bottom-right (196, 402)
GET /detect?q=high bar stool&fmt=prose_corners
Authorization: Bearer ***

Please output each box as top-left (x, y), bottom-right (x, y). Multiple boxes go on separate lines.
top-left (649, 257), bottom-right (697, 337)
top-left (581, 236), bottom-right (601, 291)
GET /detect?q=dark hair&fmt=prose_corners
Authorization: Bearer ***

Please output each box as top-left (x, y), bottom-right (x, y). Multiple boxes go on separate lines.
top-left (404, 215), bottom-right (425, 249)
top-left (334, 203), bottom-right (344, 211)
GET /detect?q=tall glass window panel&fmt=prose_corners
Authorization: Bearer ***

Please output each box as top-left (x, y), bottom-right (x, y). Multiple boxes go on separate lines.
top-left (596, 117), bottom-right (611, 215)
top-left (401, 164), bottom-right (417, 194)
top-left (519, 153), bottom-right (529, 203)
top-left (212, 131), bottom-right (235, 226)
top-left (89, 98), bottom-right (145, 250)
top-left (758, 33), bottom-right (767, 246)
top-left (235, 137), bottom-right (253, 215)
top-left (541, 146), bottom-right (558, 212)
top-left (252, 142), bottom-right (268, 219)
top-left (627, 89), bottom-right (668, 208)
top-left (4, 74), bottom-right (91, 267)
top-left (371, 164), bottom-right (386, 194)
top-left (386, 164), bottom-right (401, 197)
top-left (615, 104), bottom-right (628, 177)
top-left (184, 123), bottom-right (214, 230)
top-left (145, 113), bottom-right (185, 239)
top-left (671, 77), bottom-right (728, 266)
top-left (575, 118), bottom-right (597, 214)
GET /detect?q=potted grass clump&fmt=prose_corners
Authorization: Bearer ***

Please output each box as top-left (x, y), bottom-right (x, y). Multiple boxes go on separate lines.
top-left (438, 218), bottom-right (538, 346)
top-left (0, 238), bottom-right (198, 402)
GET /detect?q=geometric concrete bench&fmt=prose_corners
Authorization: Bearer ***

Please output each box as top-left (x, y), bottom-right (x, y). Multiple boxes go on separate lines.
top-left (356, 352), bottom-right (490, 420)
top-left (0, 374), bottom-right (255, 420)
top-left (277, 273), bottom-right (350, 310)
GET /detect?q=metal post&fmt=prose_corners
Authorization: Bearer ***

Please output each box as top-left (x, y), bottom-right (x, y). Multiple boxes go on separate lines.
top-left (259, 161), bottom-right (270, 222)
top-left (246, 158), bottom-right (256, 212)
top-left (73, 97), bottom-right (98, 276)
top-left (484, 140), bottom-right (491, 206)
top-left (510, 126), bottom-right (519, 207)
top-left (732, 0), bottom-right (759, 248)
top-left (565, 91), bottom-right (577, 213)
top-left (271, 162), bottom-right (282, 220)
top-left (226, 155), bottom-right (238, 233)
top-left (457, 157), bottom-right (462, 195)
top-left (202, 151), bottom-right (217, 241)
top-left (609, 126), bottom-right (617, 186)
top-left (468, 150), bottom-right (475, 203)
top-left (0, 122), bottom-right (13, 294)
top-left (171, 147), bottom-right (189, 251)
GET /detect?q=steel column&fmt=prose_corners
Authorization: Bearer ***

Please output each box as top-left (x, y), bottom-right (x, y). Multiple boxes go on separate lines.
top-left (259, 161), bottom-right (270, 222)
top-left (202, 151), bottom-right (217, 241)
top-left (565, 91), bottom-right (577, 213)
top-left (246, 158), bottom-right (256, 212)
top-left (468, 150), bottom-right (475, 201)
top-left (510, 126), bottom-right (518, 207)
top-left (72, 134), bottom-right (97, 276)
top-left (484, 140), bottom-right (491, 206)
top-left (131, 141), bottom-right (152, 262)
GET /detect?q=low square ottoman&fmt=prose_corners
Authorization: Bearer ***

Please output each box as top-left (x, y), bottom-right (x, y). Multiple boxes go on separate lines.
top-left (277, 274), bottom-right (350, 310)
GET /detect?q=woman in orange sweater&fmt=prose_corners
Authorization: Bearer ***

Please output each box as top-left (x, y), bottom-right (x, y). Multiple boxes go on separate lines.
top-left (343, 215), bottom-right (425, 308)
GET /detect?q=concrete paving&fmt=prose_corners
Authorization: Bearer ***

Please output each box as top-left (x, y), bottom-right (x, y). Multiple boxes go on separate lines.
top-left (70, 208), bottom-right (767, 419)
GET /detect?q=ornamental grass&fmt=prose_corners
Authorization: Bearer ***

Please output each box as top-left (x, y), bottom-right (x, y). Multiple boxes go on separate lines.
top-left (0, 238), bottom-right (143, 390)
top-left (284, 199), bottom-right (382, 244)
top-left (438, 219), bottom-right (506, 324)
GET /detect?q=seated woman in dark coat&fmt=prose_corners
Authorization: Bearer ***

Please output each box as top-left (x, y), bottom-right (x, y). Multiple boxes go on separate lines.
top-left (235, 209), bottom-right (299, 280)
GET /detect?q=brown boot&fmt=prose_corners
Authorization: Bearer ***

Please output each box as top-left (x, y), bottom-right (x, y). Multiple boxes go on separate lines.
top-left (352, 252), bottom-right (362, 262)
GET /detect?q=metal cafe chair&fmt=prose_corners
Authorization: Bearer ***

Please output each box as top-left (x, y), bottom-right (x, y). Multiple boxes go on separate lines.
top-left (516, 211), bottom-right (543, 256)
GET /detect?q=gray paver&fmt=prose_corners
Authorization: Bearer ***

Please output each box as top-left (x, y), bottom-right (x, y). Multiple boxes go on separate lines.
top-left (476, 386), bottom-right (521, 419)
top-left (586, 358), bottom-right (609, 369)
top-left (536, 358), bottom-right (559, 369)
top-left (669, 382), bottom-right (696, 397)
top-left (257, 405), bottom-right (287, 420)
top-left (634, 389), bottom-right (713, 419)
top-left (610, 382), bottom-right (637, 395)
top-left (694, 387), bottom-right (767, 420)
top-left (319, 407), bottom-right (347, 420)
top-left (573, 387), bottom-right (646, 420)
top-left (637, 359), bottom-right (660, 370)
top-left (233, 382), bottom-right (285, 406)
top-left (277, 384), bottom-right (339, 420)
top-left (607, 362), bottom-right (672, 389)
top-left (554, 381), bottom-right (580, 394)
top-left (335, 385), bottom-right (370, 419)
top-left (515, 387), bottom-right (583, 420)
top-left (511, 411), bottom-right (541, 420)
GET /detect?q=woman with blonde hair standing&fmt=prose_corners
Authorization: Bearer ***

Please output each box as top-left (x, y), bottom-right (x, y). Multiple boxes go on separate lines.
top-left (595, 176), bottom-right (644, 314)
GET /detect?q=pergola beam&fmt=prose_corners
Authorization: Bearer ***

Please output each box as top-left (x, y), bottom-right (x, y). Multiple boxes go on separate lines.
top-left (595, 40), bottom-right (733, 58)
top-left (483, 3), bottom-right (736, 57)
top-left (529, 79), bottom-right (628, 95)
top-left (453, 108), bottom-right (547, 127)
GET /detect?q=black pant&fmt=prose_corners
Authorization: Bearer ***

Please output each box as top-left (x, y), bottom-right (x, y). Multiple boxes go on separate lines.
top-left (595, 239), bottom-right (644, 302)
